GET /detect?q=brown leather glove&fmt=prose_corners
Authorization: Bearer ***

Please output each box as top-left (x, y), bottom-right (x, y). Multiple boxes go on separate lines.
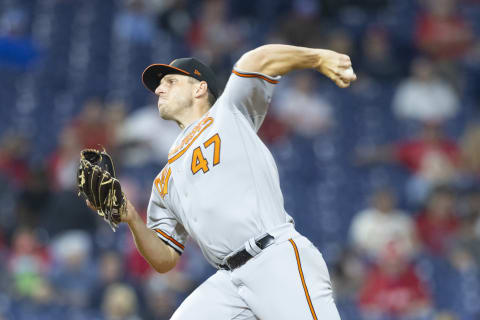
top-left (77, 148), bottom-right (126, 231)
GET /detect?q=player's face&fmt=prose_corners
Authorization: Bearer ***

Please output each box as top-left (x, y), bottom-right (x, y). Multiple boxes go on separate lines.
top-left (155, 74), bottom-right (194, 121)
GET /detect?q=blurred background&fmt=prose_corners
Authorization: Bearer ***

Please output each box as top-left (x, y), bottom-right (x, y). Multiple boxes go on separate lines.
top-left (0, 0), bottom-right (480, 319)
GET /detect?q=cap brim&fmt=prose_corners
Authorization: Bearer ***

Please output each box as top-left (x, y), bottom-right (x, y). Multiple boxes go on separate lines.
top-left (141, 64), bottom-right (190, 94)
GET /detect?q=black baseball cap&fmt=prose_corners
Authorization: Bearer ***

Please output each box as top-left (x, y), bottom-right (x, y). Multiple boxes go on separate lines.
top-left (142, 57), bottom-right (220, 99)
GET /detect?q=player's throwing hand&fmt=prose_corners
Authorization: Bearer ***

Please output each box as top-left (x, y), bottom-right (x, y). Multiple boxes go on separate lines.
top-left (316, 49), bottom-right (357, 88)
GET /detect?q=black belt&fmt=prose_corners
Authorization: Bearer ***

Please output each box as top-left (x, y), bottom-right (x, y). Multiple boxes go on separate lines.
top-left (219, 234), bottom-right (275, 271)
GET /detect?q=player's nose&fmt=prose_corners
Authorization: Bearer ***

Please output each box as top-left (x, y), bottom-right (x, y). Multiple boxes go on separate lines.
top-left (155, 84), bottom-right (165, 96)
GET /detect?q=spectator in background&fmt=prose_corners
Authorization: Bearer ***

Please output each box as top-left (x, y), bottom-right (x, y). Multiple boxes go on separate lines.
top-left (415, 0), bottom-right (474, 88)
top-left (392, 57), bottom-right (459, 122)
top-left (101, 283), bottom-right (141, 320)
top-left (415, 0), bottom-right (473, 61)
top-left (399, 123), bottom-right (459, 205)
top-left (142, 272), bottom-right (187, 320)
top-left (349, 188), bottom-right (417, 260)
top-left (9, 277), bottom-right (65, 320)
top-left (7, 227), bottom-right (50, 298)
top-left (415, 186), bottom-right (459, 256)
top-left (358, 243), bottom-right (432, 320)
top-left (360, 26), bottom-right (401, 82)
top-left (90, 251), bottom-right (132, 311)
top-left (331, 248), bottom-right (368, 302)
top-left (273, 73), bottom-right (334, 138)
top-left (49, 231), bottom-right (96, 309)
top-left (357, 122), bottom-right (460, 205)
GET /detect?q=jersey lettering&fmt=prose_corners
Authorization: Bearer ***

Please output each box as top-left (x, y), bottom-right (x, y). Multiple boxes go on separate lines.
top-left (203, 133), bottom-right (221, 166)
top-left (154, 166), bottom-right (171, 198)
top-left (190, 133), bottom-right (222, 174)
top-left (191, 147), bottom-right (209, 174)
top-left (168, 117), bottom-right (214, 164)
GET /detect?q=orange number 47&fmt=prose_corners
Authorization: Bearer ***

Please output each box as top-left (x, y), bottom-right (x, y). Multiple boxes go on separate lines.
top-left (191, 133), bottom-right (221, 174)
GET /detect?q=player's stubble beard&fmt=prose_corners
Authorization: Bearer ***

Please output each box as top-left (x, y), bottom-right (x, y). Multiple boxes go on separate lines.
top-left (158, 92), bottom-right (193, 124)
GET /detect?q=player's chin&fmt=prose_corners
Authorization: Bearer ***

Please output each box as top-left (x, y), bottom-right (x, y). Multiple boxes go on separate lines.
top-left (157, 103), bottom-right (167, 115)
top-left (158, 106), bottom-right (173, 120)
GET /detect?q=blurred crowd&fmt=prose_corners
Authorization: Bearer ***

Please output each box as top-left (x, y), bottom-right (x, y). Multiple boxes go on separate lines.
top-left (1, 0), bottom-right (480, 319)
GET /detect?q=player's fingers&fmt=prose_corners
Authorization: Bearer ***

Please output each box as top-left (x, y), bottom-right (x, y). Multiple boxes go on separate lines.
top-left (338, 60), bottom-right (352, 69)
top-left (327, 68), bottom-right (353, 88)
top-left (338, 54), bottom-right (350, 62)
top-left (340, 70), bottom-right (357, 82)
top-left (335, 77), bottom-right (350, 88)
top-left (337, 64), bottom-right (357, 81)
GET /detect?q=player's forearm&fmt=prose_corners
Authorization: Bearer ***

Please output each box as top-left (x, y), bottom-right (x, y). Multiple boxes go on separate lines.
top-left (236, 44), bottom-right (332, 76)
top-left (127, 212), bottom-right (179, 273)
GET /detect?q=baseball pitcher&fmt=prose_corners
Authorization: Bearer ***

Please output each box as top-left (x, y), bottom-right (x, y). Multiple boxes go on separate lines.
top-left (79, 44), bottom-right (356, 319)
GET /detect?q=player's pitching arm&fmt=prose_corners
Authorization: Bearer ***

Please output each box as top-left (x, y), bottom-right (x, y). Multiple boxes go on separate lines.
top-left (236, 44), bottom-right (356, 88)
top-left (123, 200), bottom-right (180, 273)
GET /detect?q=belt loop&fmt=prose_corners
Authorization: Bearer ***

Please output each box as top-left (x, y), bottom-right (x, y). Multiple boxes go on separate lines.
top-left (245, 237), bottom-right (262, 257)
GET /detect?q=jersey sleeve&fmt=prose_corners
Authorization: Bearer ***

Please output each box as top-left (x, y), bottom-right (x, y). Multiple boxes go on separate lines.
top-left (146, 185), bottom-right (187, 255)
top-left (219, 67), bottom-right (281, 131)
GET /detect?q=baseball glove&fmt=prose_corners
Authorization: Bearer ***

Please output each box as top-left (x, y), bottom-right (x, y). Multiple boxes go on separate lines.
top-left (77, 148), bottom-right (127, 231)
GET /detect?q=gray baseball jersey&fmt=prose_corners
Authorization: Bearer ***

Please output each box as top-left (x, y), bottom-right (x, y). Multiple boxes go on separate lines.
top-left (146, 67), bottom-right (296, 266)
top-left (147, 67), bottom-right (341, 320)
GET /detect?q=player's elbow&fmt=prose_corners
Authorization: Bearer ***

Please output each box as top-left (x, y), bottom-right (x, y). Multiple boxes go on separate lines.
top-left (147, 245), bottom-right (181, 273)
top-left (151, 260), bottom-right (176, 274)
top-left (236, 45), bottom-right (272, 74)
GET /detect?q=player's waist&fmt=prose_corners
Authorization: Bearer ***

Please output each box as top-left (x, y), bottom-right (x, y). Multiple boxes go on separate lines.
top-left (217, 222), bottom-right (296, 271)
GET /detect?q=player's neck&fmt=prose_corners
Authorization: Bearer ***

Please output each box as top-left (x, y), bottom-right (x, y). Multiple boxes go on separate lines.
top-left (176, 101), bottom-right (210, 129)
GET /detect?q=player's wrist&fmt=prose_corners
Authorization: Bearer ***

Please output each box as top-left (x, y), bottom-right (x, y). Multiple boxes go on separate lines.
top-left (313, 48), bottom-right (328, 69)
top-left (315, 49), bottom-right (336, 73)
top-left (124, 202), bottom-right (142, 226)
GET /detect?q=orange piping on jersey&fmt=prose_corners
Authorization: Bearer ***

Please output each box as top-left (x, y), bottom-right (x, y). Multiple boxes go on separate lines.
top-left (155, 229), bottom-right (185, 250)
top-left (168, 117), bottom-right (214, 164)
top-left (289, 239), bottom-right (318, 320)
top-left (232, 69), bottom-right (279, 84)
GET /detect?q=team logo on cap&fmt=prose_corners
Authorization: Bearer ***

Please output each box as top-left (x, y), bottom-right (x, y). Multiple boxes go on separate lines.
top-left (194, 69), bottom-right (201, 76)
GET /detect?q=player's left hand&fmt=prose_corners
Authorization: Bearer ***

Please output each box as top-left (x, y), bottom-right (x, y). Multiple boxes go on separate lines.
top-left (77, 148), bottom-right (127, 231)
top-left (316, 49), bottom-right (357, 88)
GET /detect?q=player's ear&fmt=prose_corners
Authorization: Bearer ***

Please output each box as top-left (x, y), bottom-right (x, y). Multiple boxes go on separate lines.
top-left (193, 81), bottom-right (208, 99)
